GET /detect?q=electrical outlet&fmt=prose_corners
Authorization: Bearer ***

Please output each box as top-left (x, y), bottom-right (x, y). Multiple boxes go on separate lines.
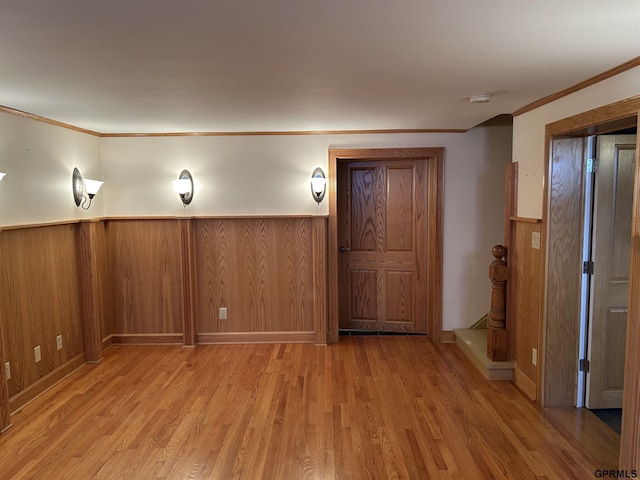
top-left (219, 307), bottom-right (228, 320)
top-left (531, 232), bottom-right (541, 250)
top-left (56, 335), bottom-right (63, 351)
top-left (34, 345), bottom-right (41, 363)
top-left (532, 348), bottom-right (538, 366)
top-left (4, 362), bottom-right (9, 380)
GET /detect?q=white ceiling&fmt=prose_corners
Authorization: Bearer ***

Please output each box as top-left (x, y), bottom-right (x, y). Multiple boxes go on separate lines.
top-left (1, 0), bottom-right (639, 134)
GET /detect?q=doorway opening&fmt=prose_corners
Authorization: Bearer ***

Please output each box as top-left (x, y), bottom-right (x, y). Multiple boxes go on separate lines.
top-left (576, 128), bottom-right (637, 435)
top-left (327, 148), bottom-right (444, 343)
top-left (545, 113), bottom-right (637, 443)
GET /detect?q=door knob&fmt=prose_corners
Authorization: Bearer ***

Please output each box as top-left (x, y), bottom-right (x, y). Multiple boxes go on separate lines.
top-left (339, 246), bottom-right (350, 253)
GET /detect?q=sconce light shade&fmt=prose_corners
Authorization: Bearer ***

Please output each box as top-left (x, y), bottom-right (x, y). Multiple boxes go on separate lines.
top-left (84, 178), bottom-right (104, 197)
top-left (72, 167), bottom-right (104, 210)
top-left (172, 169), bottom-right (194, 206)
top-left (0, 172), bottom-right (6, 181)
top-left (310, 167), bottom-right (326, 204)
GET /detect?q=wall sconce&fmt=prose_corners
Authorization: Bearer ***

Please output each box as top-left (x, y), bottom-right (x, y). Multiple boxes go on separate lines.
top-left (310, 167), bottom-right (326, 204)
top-left (172, 169), bottom-right (194, 206)
top-left (0, 172), bottom-right (6, 181)
top-left (72, 167), bottom-right (103, 210)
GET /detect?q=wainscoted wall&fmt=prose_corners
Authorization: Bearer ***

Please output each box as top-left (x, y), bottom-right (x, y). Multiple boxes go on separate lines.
top-left (0, 224), bottom-right (86, 411)
top-left (105, 219), bottom-right (185, 342)
top-left (194, 218), bottom-right (316, 343)
top-left (0, 216), bottom-right (327, 419)
top-left (509, 218), bottom-right (543, 401)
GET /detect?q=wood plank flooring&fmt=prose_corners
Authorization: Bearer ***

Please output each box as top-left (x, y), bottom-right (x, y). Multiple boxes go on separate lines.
top-left (0, 337), bottom-right (619, 479)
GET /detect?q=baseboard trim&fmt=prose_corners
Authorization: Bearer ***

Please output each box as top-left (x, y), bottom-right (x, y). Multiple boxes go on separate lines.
top-left (9, 353), bottom-right (87, 413)
top-left (440, 330), bottom-right (455, 343)
top-left (197, 331), bottom-right (316, 344)
top-left (109, 334), bottom-right (184, 345)
top-left (102, 335), bottom-right (114, 349)
top-left (514, 367), bottom-right (537, 401)
top-left (0, 423), bottom-right (13, 434)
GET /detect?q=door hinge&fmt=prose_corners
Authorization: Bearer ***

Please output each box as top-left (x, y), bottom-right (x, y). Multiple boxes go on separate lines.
top-left (586, 158), bottom-right (599, 173)
top-left (579, 359), bottom-right (590, 373)
top-left (583, 261), bottom-right (594, 275)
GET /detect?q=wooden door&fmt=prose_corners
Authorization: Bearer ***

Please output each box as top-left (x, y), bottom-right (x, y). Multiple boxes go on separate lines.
top-left (587, 134), bottom-right (636, 409)
top-left (337, 159), bottom-right (428, 333)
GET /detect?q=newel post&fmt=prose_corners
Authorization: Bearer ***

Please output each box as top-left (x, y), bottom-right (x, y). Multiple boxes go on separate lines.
top-left (487, 245), bottom-right (508, 361)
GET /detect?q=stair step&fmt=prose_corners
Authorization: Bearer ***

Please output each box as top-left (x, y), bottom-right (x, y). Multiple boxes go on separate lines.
top-left (453, 328), bottom-right (514, 380)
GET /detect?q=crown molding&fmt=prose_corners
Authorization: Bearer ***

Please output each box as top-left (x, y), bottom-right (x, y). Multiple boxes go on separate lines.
top-left (513, 56), bottom-right (640, 117)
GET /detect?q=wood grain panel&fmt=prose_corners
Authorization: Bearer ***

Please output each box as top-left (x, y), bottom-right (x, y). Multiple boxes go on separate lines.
top-left (0, 321), bottom-right (10, 432)
top-left (77, 221), bottom-right (104, 362)
top-left (107, 334), bottom-right (184, 345)
top-left (350, 168), bottom-right (377, 252)
top-left (94, 221), bottom-right (112, 343)
top-left (196, 332), bottom-right (315, 344)
top-left (105, 220), bottom-right (183, 335)
top-left (194, 218), bottom-right (314, 334)
top-left (386, 166), bottom-right (414, 251)
top-left (337, 162), bottom-right (350, 330)
top-left (0, 225), bottom-right (84, 403)
top-left (544, 137), bottom-right (585, 407)
top-left (350, 270), bottom-right (377, 322)
top-left (510, 219), bottom-right (543, 400)
top-left (426, 151), bottom-right (443, 340)
top-left (386, 271), bottom-right (413, 322)
top-left (311, 218), bottom-right (328, 345)
top-left (179, 219), bottom-right (197, 346)
top-left (504, 162), bottom-right (518, 361)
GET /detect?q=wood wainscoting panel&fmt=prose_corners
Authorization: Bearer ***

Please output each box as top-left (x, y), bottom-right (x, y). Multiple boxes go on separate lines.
top-left (76, 221), bottom-right (106, 362)
top-left (510, 219), bottom-right (543, 400)
top-left (179, 219), bottom-right (197, 347)
top-left (0, 317), bottom-right (10, 432)
top-left (311, 217), bottom-right (328, 345)
top-left (194, 218), bottom-right (315, 336)
top-left (94, 221), bottom-right (112, 343)
top-left (0, 224), bottom-right (84, 402)
top-left (105, 220), bottom-right (183, 336)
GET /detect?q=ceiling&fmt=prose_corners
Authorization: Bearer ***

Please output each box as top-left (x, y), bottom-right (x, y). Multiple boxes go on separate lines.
top-left (1, 0), bottom-right (639, 134)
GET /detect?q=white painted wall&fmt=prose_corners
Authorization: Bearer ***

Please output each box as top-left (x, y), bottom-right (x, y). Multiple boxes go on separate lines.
top-left (101, 126), bottom-right (512, 330)
top-left (513, 66), bottom-right (640, 219)
top-left (0, 111), bottom-right (103, 226)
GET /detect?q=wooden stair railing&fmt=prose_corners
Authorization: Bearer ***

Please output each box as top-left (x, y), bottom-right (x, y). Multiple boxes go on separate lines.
top-left (488, 245), bottom-right (508, 361)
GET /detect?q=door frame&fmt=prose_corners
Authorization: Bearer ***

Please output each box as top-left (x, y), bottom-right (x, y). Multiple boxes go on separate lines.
top-left (327, 148), bottom-right (444, 344)
top-left (540, 97), bottom-right (640, 469)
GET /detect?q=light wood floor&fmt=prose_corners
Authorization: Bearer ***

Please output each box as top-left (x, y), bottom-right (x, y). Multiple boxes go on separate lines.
top-left (0, 336), bottom-right (619, 479)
